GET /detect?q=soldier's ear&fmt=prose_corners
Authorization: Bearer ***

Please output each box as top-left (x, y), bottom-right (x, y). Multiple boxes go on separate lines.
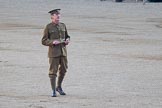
top-left (51, 16), bottom-right (53, 19)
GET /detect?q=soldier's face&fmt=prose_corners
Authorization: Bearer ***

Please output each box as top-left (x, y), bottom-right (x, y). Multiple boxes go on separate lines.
top-left (51, 13), bottom-right (60, 24)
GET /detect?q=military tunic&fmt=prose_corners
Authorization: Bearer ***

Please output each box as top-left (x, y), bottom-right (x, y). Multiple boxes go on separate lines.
top-left (42, 22), bottom-right (70, 78)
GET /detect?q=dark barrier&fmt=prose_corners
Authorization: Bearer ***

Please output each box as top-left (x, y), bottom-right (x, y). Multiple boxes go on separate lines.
top-left (148, 0), bottom-right (162, 2)
top-left (115, 0), bottom-right (123, 2)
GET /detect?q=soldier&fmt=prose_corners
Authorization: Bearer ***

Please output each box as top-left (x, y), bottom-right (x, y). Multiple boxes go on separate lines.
top-left (42, 9), bottom-right (70, 97)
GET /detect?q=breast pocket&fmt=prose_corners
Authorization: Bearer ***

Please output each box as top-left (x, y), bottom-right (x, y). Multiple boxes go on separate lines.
top-left (49, 29), bottom-right (59, 39)
top-left (60, 28), bottom-right (66, 39)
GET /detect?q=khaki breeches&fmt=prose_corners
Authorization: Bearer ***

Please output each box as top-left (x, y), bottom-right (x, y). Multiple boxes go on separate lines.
top-left (49, 56), bottom-right (68, 79)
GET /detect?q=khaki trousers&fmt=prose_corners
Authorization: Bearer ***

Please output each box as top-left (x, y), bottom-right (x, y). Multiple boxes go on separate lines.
top-left (49, 56), bottom-right (68, 79)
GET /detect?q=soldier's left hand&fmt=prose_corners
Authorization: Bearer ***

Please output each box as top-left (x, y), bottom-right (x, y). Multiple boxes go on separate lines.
top-left (64, 40), bottom-right (69, 45)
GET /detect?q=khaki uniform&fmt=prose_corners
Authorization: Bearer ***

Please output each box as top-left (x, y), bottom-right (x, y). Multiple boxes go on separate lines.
top-left (42, 22), bottom-right (70, 79)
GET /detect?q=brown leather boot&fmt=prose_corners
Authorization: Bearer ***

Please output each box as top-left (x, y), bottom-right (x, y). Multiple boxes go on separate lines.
top-left (56, 87), bottom-right (66, 95)
top-left (56, 76), bottom-right (66, 95)
top-left (50, 77), bottom-right (57, 97)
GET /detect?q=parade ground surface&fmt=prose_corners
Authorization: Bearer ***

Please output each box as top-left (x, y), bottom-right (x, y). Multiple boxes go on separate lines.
top-left (0, 0), bottom-right (162, 108)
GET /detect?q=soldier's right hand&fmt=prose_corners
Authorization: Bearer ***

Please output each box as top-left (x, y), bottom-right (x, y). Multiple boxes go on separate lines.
top-left (53, 40), bottom-right (60, 45)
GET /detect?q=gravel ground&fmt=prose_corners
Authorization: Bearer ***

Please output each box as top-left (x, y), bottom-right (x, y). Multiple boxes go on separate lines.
top-left (0, 1), bottom-right (162, 108)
